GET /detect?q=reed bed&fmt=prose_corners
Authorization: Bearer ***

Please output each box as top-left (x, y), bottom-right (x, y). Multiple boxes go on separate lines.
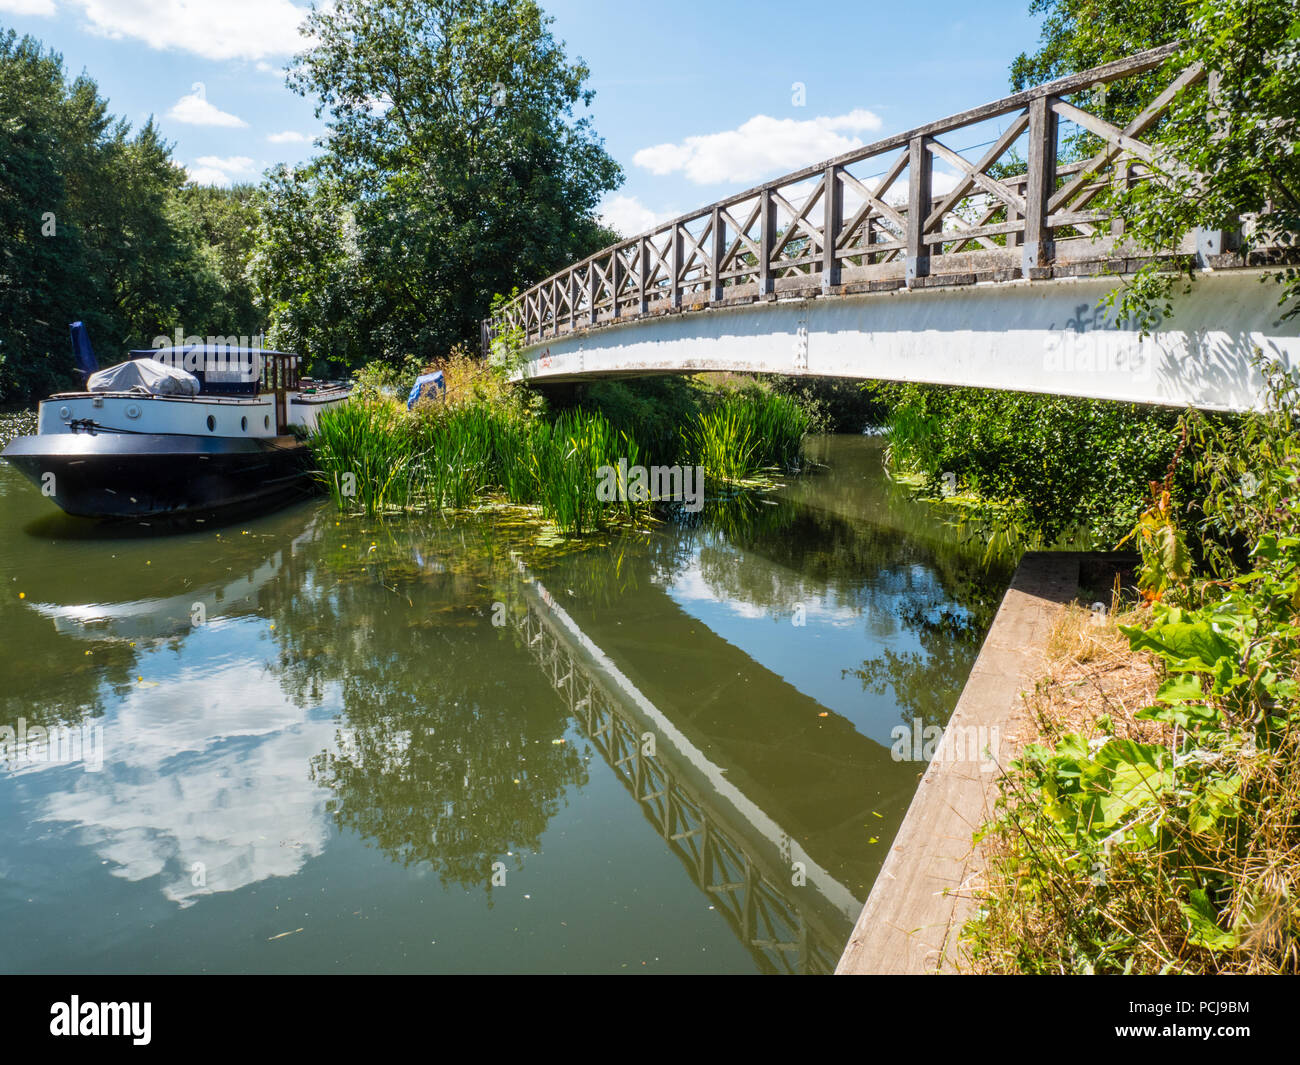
top-left (686, 390), bottom-right (808, 484)
top-left (312, 398), bottom-right (648, 535)
top-left (312, 376), bottom-right (808, 534)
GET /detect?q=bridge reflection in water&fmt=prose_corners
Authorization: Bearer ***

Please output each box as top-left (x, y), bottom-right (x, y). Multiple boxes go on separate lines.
top-left (509, 557), bottom-right (860, 975)
top-left (0, 436), bottom-right (999, 973)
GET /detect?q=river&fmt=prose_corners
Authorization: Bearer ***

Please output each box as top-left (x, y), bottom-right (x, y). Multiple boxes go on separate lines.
top-left (0, 427), bottom-right (1011, 974)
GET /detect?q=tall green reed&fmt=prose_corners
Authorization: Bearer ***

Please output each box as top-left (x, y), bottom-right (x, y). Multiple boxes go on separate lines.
top-left (686, 390), bottom-right (808, 484)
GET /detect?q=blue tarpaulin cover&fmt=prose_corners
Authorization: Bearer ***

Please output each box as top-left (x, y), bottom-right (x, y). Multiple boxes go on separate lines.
top-left (407, 371), bottom-right (446, 409)
top-left (70, 321), bottom-right (98, 379)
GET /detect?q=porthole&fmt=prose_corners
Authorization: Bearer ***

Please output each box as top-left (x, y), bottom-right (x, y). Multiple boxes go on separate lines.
top-left (125, 404), bottom-right (141, 419)
top-left (241, 416), bottom-right (248, 432)
top-left (264, 415), bottom-right (270, 430)
top-left (206, 415), bottom-right (216, 432)
top-left (58, 405), bottom-right (70, 421)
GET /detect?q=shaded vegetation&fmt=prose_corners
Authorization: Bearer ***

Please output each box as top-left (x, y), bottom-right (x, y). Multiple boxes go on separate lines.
top-left (876, 381), bottom-right (1191, 548)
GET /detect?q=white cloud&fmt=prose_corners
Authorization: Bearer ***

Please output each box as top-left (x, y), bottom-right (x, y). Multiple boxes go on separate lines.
top-left (39, 657), bottom-right (339, 907)
top-left (598, 194), bottom-right (677, 238)
top-left (195, 154), bottom-right (256, 175)
top-left (266, 130), bottom-right (310, 144)
top-left (634, 109), bottom-right (884, 186)
top-left (166, 88), bottom-right (247, 128)
top-left (185, 165), bottom-right (234, 187)
top-left (67, 0), bottom-right (310, 61)
top-left (185, 157), bottom-right (258, 187)
top-left (0, 0), bottom-right (56, 16)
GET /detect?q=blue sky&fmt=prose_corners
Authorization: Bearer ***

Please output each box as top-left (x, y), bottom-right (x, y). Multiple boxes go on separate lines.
top-left (0, 0), bottom-right (1047, 235)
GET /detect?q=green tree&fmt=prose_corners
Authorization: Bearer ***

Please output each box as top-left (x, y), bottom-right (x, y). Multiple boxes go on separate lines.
top-left (0, 29), bottom-right (266, 403)
top-left (170, 183), bottom-right (266, 340)
top-left (1012, 0), bottom-right (1300, 324)
top-left (257, 0), bottom-right (622, 371)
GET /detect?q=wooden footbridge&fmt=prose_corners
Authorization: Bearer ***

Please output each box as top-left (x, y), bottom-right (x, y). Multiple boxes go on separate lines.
top-left (485, 46), bottom-right (1297, 412)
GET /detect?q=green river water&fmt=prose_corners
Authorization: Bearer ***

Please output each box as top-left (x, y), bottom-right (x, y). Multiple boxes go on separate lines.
top-left (0, 427), bottom-right (1011, 974)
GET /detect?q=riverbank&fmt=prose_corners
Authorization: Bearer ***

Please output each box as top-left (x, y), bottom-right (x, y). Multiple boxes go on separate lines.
top-left (849, 527), bottom-right (1300, 974)
top-left (963, 528), bottom-right (1300, 973)
top-left (837, 550), bottom-right (1152, 974)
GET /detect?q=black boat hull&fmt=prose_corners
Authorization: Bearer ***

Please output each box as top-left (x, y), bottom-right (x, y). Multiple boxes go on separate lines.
top-left (1, 432), bottom-right (316, 520)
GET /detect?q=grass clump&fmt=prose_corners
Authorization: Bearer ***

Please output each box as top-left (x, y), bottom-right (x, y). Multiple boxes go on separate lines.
top-left (312, 361), bottom-right (647, 535)
top-left (313, 355), bottom-right (810, 533)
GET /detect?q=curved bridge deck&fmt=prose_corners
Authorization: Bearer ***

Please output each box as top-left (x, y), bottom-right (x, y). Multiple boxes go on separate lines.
top-left (486, 45), bottom-right (1297, 412)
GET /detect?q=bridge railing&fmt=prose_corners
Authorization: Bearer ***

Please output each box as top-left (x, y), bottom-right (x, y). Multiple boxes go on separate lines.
top-left (484, 44), bottom-right (1215, 354)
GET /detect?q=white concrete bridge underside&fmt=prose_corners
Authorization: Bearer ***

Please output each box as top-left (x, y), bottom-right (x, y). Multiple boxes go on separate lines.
top-left (517, 269), bottom-right (1297, 413)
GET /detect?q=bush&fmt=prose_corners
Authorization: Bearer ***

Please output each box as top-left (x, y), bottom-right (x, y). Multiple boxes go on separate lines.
top-left (763, 375), bottom-right (884, 433)
top-left (878, 382), bottom-right (1189, 546)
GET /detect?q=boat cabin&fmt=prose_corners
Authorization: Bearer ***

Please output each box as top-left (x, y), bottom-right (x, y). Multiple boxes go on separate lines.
top-left (39, 346), bottom-right (350, 440)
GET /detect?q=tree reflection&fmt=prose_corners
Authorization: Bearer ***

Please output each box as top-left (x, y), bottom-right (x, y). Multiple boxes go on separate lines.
top-left (264, 520), bottom-right (590, 894)
top-left (681, 499), bottom-right (1012, 732)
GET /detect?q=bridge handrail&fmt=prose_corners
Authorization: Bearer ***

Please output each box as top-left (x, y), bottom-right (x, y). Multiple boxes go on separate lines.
top-left (485, 43), bottom-right (1215, 353)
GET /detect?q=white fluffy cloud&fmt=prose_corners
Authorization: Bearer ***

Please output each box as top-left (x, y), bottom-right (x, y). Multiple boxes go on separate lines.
top-left (633, 109), bottom-right (884, 186)
top-left (167, 88), bottom-right (247, 128)
top-left (266, 130), bottom-right (310, 144)
top-left (184, 166), bottom-right (231, 187)
top-left (39, 658), bottom-right (338, 908)
top-left (598, 194), bottom-right (678, 238)
top-left (196, 154), bottom-right (255, 174)
top-left (186, 156), bottom-right (257, 187)
top-left (66, 0), bottom-right (310, 61)
top-left (0, 0), bottom-right (56, 16)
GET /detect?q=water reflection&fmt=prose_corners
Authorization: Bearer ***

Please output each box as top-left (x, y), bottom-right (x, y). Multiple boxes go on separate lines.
top-left (507, 560), bottom-right (854, 974)
top-left (0, 434), bottom-right (1010, 973)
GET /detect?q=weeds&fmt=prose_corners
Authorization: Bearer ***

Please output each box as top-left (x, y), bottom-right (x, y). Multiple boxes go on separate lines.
top-left (963, 358), bottom-right (1300, 975)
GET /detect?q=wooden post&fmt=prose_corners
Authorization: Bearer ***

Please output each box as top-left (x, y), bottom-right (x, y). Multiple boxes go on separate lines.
top-left (758, 188), bottom-right (775, 296)
top-left (566, 269), bottom-right (576, 333)
top-left (611, 251), bottom-right (623, 319)
top-left (1022, 95), bottom-right (1058, 274)
top-left (905, 135), bottom-right (932, 285)
top-left (587, 265), bottom-right (598, 326)
top-left (1194, 70), bottom-right (1237, 266)
top-left (822, 164), bottom-right (842, 288)
top-left (638, 236), bottom-right (649, 315)
top-left (1110, 162), bottom-right (1128, 238)
top-left (670, 224), bottom-right (683, 308)
top-left (1007, 176), bottom-right (1022, 247)
top-left (710, 206), bottom-right (725, 302)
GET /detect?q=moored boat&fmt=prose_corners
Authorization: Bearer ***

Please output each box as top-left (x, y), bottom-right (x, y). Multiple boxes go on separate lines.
top-left (1, 326), bottom-right (351, 521)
